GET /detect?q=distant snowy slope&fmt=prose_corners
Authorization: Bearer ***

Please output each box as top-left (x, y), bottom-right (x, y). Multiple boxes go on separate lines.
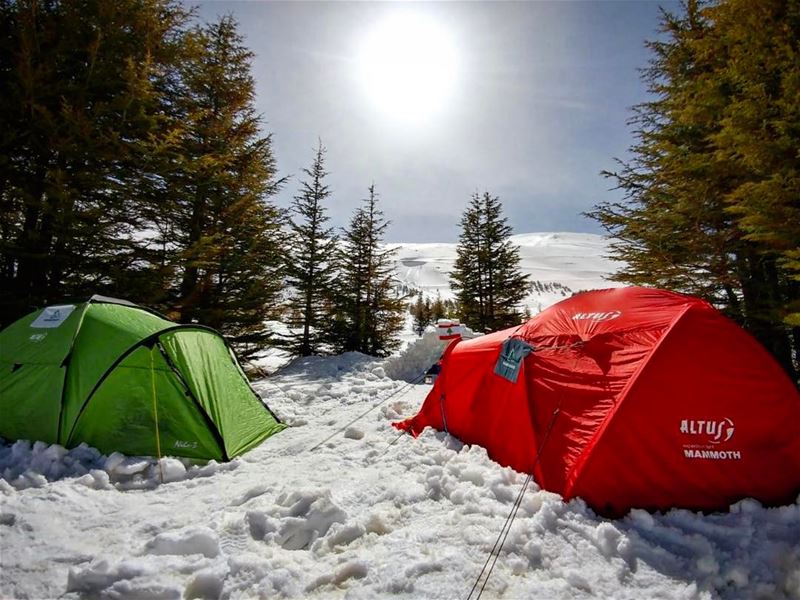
top-left (389, 232), bottom-right (625, 313)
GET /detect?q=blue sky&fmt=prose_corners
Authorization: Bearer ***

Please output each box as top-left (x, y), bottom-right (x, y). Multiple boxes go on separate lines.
top-left (194, 1), bottom-right (678, 242)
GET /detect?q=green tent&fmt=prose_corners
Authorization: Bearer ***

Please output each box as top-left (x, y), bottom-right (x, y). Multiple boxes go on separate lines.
top-left (0, 296), bottom-right (285, 461)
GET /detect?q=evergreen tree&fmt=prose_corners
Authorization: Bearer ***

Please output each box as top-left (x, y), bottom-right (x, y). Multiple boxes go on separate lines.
top-left (431, 292), bottom-right (446, 322)
top-left (450, 192), bottom-right (529, 331)
top-left (411, 293), bottom-right (433, 336)
top-left (587, 0), bottom-right (798, 378)
top-left (285, 141), bottom-right (338, 356)
top-left (700, 0), bottom-right (800, 353)
top-left (0, 0), bottom-right (190, 326)
top-left (588, 2), bottom-right (738, 302)
top-left (156, 16), bottom-right (284, 348)
top-left (334, 185), bottom-right (405, 355)
top-left (451, 194), bottom-right (485, 328)
top-left (332, 207), bottom-right (369, 351)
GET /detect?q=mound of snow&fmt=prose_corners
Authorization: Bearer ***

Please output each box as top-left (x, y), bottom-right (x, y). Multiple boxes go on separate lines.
top-left (0, 439), bottom-right (236, 492)
top-left (145, 526), bottom-right (220, 558)
top-left (383, 329), bottom-right (448, 382)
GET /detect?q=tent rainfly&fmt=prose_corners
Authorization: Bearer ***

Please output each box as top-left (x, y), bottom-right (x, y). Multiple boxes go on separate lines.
top-left (396, 287), bottom-right (800, 515)
top-left (0, 296), bottom-right (285, 460)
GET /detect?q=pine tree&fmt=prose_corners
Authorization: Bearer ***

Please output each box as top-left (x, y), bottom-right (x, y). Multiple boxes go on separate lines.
top-left (411, 294), bottom-right (429, 336)
top-left (481, 193), bottom-right (529, 329)
top-left (587, 0), bottom-right (798, 378)
top-left (285, 141), bottom-right (338, 356)
top-left (450, 192), bottom-right (529, 332)
top-left (699, 0), bottom-right (800, 355)
top-left (332, 207), bottom-right (368, 352)
top-left (431, 292), bottom-right (446, 322)
top-left (155, 16), bottom-right (284, 349)
top-left (363, 185), bottom-right (406, 355)
top-left (451, 194), bottom-right (484, 328)
top-left (334, 185), bottom-right (405, 355)
top-left (588, 3), bottom-right (733, 301)
top-left (0, 0), bottom-right (190, 326)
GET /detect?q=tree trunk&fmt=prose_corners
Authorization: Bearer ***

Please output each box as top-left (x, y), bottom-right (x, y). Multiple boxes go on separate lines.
top-left (179, 194), bottom-right (205, 323)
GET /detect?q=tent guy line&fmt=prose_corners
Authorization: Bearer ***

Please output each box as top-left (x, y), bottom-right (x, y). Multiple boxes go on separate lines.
top-left (374, 429), bottom-right (408, 461)
top-left (306, 371), bottom-right (426, 453)
top-left (469, 472), bottom-right (534, 600)
top-left (467, 398), bottom-right (564, 600)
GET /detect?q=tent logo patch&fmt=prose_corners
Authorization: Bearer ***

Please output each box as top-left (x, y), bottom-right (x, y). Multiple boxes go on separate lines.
top-left (571, 310), bottom-right (621, 322)
top-left (31, 305), bottom-right (75, 329)
top-left (680, 418), bottom-right (734, 444)
top-left (683, 448), bottom-right (741, 460)
top-left (680, 418), bottom-right (741, 460)
top-left (174, 440), bottom-right (198, 449)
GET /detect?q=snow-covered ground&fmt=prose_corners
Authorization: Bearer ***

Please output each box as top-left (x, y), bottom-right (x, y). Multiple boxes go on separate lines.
top-left (2, 333), bottom-right (799, 599)
top-left (389, 232), bottom-right (626, 313)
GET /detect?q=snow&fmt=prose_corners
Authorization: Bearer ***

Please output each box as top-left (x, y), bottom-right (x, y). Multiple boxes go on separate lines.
top-left (2, 233), bottom-right (799, 599)
top-left (389, 231), bottom-right (626, 314)
top-left (384, 328), bottom-right (448, 382)
top-left (2, 342), bottom-right (800, 599)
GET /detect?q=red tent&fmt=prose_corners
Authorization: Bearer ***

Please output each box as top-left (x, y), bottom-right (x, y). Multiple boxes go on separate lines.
top-left (396, 287), bottom-right (800, 515)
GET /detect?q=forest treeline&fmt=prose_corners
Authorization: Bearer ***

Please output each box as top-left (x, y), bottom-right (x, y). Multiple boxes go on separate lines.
top-left (589, 0), bottom-right (800, 379)
top-left (0, 0), bottom-right (405, 356)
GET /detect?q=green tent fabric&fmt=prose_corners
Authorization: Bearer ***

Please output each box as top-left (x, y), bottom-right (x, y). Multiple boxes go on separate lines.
top-left (0, 296), bottom-right (285, 460)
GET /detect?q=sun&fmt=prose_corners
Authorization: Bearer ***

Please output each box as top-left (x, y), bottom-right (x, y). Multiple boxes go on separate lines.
top-left (357, 13), bottom-right (458, 122)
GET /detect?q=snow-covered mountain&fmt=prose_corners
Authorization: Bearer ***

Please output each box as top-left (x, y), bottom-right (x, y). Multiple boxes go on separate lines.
top-left (389, 232), bottom-right (625, 313)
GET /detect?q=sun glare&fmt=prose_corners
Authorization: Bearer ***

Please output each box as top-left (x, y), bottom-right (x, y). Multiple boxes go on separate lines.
top-left (357, 13), bottom-right (458, 122)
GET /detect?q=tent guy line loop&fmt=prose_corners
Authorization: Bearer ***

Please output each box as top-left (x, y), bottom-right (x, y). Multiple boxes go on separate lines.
top-left (307, 372), bottom-right (426, 453)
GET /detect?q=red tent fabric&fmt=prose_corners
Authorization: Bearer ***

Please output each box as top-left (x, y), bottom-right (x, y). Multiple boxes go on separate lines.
top-left (396, 287), bottom-right (800, 515)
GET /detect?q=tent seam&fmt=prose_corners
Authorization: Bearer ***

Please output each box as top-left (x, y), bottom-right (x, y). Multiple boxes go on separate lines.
top-left (87, 295), bottom-right (173, 322)
top-left (56, 302), bottom-right (92, 445)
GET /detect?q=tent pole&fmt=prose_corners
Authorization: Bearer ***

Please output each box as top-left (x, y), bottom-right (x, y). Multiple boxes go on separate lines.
top-left (150, 349), bottom-right (164, 483)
